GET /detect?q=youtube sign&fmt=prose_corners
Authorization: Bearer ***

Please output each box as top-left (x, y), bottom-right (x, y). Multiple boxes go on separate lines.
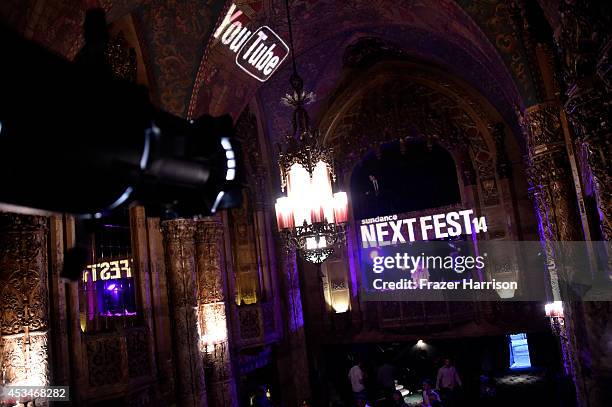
top-left (213, 4), bottom-right (289, 82)
top-left (236, 27), bottom-right (289, 82)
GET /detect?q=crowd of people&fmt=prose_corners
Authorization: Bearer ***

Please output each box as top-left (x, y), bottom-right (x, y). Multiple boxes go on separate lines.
top-left (348, 357), bottom-right (468, 407)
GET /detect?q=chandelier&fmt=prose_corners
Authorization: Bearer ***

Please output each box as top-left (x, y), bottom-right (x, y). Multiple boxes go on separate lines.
top-left (274, 0), bottom-right (348, 264)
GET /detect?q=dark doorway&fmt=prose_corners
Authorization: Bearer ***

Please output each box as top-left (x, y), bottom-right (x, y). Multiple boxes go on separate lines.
top-left (350, 140), bottom-right (461, 220)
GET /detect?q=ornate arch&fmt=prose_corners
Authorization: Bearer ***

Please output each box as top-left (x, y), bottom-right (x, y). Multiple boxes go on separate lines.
top-left (321, 61), bottom-right (513, 207)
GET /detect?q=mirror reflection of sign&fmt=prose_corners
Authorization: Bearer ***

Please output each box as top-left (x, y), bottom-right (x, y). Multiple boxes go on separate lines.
top-left (83, 259), bottom-right (132, 282)
top-left (213, 3), bottom-right (289, 82)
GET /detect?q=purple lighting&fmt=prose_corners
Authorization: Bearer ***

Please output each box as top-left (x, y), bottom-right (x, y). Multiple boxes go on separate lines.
top-left (97, 277), bottom-right (137, 317)
top-left (101, 310), bottom-right (137, 317)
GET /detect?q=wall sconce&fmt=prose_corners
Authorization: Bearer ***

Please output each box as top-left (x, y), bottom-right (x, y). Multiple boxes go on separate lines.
top-left (199, 303), bottom-right (228, 354)
top-left (331, 298), bottom-right (350, 314)
top-left (545, 301), bottom-right (565, 336)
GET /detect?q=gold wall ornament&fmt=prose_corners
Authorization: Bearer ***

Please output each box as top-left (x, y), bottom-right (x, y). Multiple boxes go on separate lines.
top-left (522, 102), bottom-right (565, 154)
top-left (194, 217), bottom-right (238, 407)
top-left (161, 218), bottom-right (208, 407)
top-left (520, 102), bottom-right (590, 403)
top-left (0, 213), bottom-right (50, 388)
top-left (228, 192), bottom-right (261, 305)
top-left (522, 103), bottom-right (583, 243)
top-left (1, 331), bottom-right (49, 388)
top-left (195, 218), bottom-right (225, 305)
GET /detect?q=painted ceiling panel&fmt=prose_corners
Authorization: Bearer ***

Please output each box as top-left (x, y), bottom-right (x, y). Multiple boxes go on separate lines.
top-left (190, 0), bottom-right (536, 136)
top-left (0, 0), bottom-right (541, 127)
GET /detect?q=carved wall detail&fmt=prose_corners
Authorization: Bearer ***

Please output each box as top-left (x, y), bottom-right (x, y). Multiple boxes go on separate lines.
top-left (521, 103), bottom-right (582, 243)
top-left (238, 307), bottom-right (262, 340)
top-left (519, 101), bottom-right (589, 403)
top-left (235, 108), bottom-right (269, 206)
top-left (228, 192), bottom-right (261, 306)
top-left (0, 331), bottom-right (49, 388)
top-left (0, 213), bottom-right (50, 388)
top-left (195, 217), bottom-right (238, 407)
top-left (235, 302), bottom-right (277, 345)
top-left (127, 327), bottom-right (152, 378)
top-left (0, 215), bottom-right (49, 335)
top-left (553, 4), bottom-right (612, 406)
top-left (86, 335), bottom-right (123, 386)
top-left (554, 1), bottom-right (611, 243)
top-left (161, 219), bottom-right (208, 407)
top-left (565, 85), bottom-right (611, 242)
top-left (83, 327), bottom-right (153, 389)
top-left (523, 102), bottom-right (565, 152)
top-left (195, 220), bottom-right (224, 305)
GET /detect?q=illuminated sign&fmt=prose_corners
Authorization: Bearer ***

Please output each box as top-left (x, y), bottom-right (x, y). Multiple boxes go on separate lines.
top-left (213, 3), bottom-right (289, 82)
top-left (83, 258), bottom-right (132, 282)
top-left (359, 209), bottom-right (488, 248)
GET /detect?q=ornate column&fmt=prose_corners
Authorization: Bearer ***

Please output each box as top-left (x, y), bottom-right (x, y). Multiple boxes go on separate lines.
top-left (276, 246), bottom-right (311, 406)
top-left (554, 5), bottom-right (612, 404)
top-left (0, 214), bottom-right (50, 389)
top-left (520, 102), bottom-right (591, 405)
top-left (161, 219), bottom-right (207, 407)
top-left (565, 85), bottom-right (611, 242)
top-left (147, 217), bottom-right (176, 402)
top-left (128, 206), bottom-right (157, 384)
top-left (48, 215), bottom-right (71, 388)
top-left (194, 217), bottom-right (238, 407)
top-left (562, 84), bottom-right (612, 406)
top-left (523, 102), bottom-right (583, 243)
top-left (556, 0), bottom-right (612, 242)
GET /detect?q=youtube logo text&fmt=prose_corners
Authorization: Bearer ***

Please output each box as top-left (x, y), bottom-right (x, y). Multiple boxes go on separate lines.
top-left (213, 4), bottom-right (289, 82)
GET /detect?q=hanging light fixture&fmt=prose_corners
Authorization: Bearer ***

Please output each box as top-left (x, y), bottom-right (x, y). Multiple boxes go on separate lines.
top-left (274, 0), bottom-right (348, 264)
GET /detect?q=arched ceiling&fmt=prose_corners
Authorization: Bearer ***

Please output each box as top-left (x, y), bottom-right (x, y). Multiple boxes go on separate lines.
top-left (1, 0), bottom-right (545, 136)
top-left (243, 0), bottom-right (538, 147)
top-left (320, 61), bottom-right (506, 181)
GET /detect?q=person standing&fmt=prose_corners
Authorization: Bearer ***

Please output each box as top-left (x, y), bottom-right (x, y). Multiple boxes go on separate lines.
top-left (436, 358), bottom-right (462, 406)
top-left (367, 174), bottom-right (380, 197)
top-left (377, 359), bottom-right (395, 401)
top-left (421, 380), bottom-right (441, 407)
top-left (349, 359), bottom-right (367, 407)
top-left (391, 389), bottom-right (409, 407)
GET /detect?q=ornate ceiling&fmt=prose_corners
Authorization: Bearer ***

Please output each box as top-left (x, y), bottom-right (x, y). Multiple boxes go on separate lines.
top-left (0, 0), bottom-right (555, 142)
